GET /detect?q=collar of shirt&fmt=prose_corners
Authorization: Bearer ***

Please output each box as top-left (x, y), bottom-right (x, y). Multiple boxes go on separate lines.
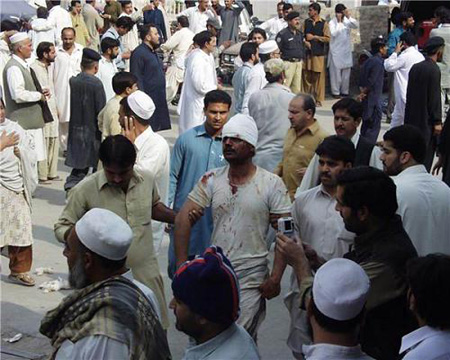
top-left (135, 126), bottom-right (156, 151)
top-left (194, 123), bottom-right (222, 140)
top-left (396, 164), bottom-right (427, 179)
top-left (400, 326), bottom-right (447, 355)
top-left (442, 24), bottom-right (450, 27)
top-left (243, 61), bottom-right (254, 68)
top-left (302, 343), bottom-right (367, 358)
top-left (97, 169), bottom-right (143, 191)
top-left (186, 323), bottom-right (238, 355)
top-left (12, 54), bottom-right (29, 69)
top-left (100, 56), bottom-right (114, 64)
top-left (265, 82), bottom-right (292, 93)
top-left (318, 184), bottom-right (334, 199)
top-left (57, 43), bottom-right (83, 54)
top-left (350, 131), bottom-right (360, 146)
top-left (106, 26), bottom-right (120, 39)
top-left (302, 119), bottom-right (321, 137)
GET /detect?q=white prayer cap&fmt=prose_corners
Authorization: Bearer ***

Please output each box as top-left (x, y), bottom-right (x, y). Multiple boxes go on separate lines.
top-left (312, 258), bottom-right (370, 321)
top-left (259, 40), bottom-right (278, 55)
top-left (127, 90), bottom-right (155, 120)
top-left (9, 32), bottom-right (29, 45)
top-left (75, 208), bottom-right (133, 261)
top-left (222, 114), bottom-right (258, 147)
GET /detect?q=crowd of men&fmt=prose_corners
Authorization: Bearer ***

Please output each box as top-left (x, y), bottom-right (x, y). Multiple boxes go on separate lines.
top-left (1, 0), bottom-right (450, 359)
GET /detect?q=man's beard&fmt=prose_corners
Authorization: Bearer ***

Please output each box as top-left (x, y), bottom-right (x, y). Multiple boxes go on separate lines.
top-left (68, 256), bottom-right (89, 289)
top-left (151, 40), bottom-right (160, 49)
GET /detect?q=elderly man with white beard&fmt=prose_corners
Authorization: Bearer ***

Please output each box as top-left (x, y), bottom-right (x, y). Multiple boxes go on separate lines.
top-left (42, 208), bottom-right (169, 359)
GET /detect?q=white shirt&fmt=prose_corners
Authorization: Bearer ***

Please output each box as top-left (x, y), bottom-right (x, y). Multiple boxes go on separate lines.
top-left (259, 17), bottom-right (287, 40)
top-left (6, 55), bottom-right (42, 103)
top-left (328, 16), bottom-right (358, 69)
top-left (160, 27), bottom-right (195, 67)
top-left (96, 56), bottom-right (118, 101)
top-left (400, 326), bottom-right (450, 360)
top-left (177, 49), bottom-right (217, 134)
top-left (384, 47), bottom-right (425, 128)
top-left (393, 164), bottom-right (450, 256)
top-left (179, 6), bottom-right (221, 34)
top-left (296, 132), bottom-right (383, 197)
top-left (134, 127), bottom-right (170, 252)
top-left (286, 185), bottom-right (354, 355)
top-left (53, 43), bottom-right (83, 123)
top-left (120, 12), bottom-right (141, 54)
top-left (48, 5), bottom-right (72, 45)
top-left (30, 18), bottom-right (57, 54)
top-left (303, 343), bottom-right (374, 360)
top-left (183, 323), bottom-right (260, 360)
top-left (189, 165), bottom-right (291, 278)
top-left (242, 62), bottom-right (267, 114)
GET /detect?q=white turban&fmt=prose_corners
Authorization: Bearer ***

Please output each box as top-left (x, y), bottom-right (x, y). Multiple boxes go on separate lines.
top-left (127, 90), bottom-right (155, 120)
top-left (312, 258), bottom-right (370, 321)
top-left (75, 208), bottom-right (133, 261)
top-left (222, 114), bottom-right (258, 147)
top-left (259, 40), bottom-right (278, 55)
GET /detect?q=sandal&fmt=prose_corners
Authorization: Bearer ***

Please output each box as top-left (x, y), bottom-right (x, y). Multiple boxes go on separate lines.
top-left (8, 273), bottom-right (35, 286)
top-left (39, 179), bottom-right (51, 185)
top-left (48, 176), bottom-right (62, 181)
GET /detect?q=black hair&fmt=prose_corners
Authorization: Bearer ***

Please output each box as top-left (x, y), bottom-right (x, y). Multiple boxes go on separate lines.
top-left (61, 27), bottom-right (76, 37)
top-left (248, 27), bottom-right (267, 41)
top-left (101, 37), bottom-right (120, 54)
top-left (332, 97), bottom-right (363, 120)
top-left (177, 15), bottom-right (189, 28)
top-left (78, 241), bottom-right (127, 272)
top-left (407, 254), bottom-right (450, 330)
top-left (112, 72), bottom-right (137, 95)
top-left (1, 19), bottom-right (21, 32)
top-left (370, 37), bottom-right (386, 53)
top-left (309, 2), bottom-right (321, 14)
top-left (71, 0), bottom-right (81, 7)
top-left (121, 0), bottom-right (132, 7)
top-left (399, 11), bottom-right (413, 24)
top-left (336, 167), bottom-right (398, 219)
top-left (283, 3), bottom-right (293, 11)
top-left (435, 6), bottom-right (450, 24)
top-left (390, 7), bottom-right (401, 26)
top-left (116, 16), bottom-right (134, 31)
top-left (295, 94), bottom-right (316, 116)
top-left (277, 1), bottom-right (285, 8)
top-left (37, 6), bottom-right (49, 19)
top-left (36, 41), bottom-right (54, 60)
top-left (194, 30), bottom-right (214, 48)
top-left (311, 297), bottom-right (365, 334)
top-left (383, 125), bottom-right (427, 164)
top-left (119, 96), bottom-right (148, 125)
top-left (204, 90), bottom-right (232, 109)
top-left (316, 135), bottom-right (356, 165)
top-left (266, 70), bottom-right (283, 84)
top-left (239, 42), bottom-right (258, 62)
top-left (99, 135), bottom-right (137, 168)
top-left (139, 23), bottom-right (155, 41)
top-left (399, 31), bottom-right (417, 47)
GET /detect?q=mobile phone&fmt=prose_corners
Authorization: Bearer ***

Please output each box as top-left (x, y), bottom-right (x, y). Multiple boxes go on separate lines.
top-left (278, 217), bottom-right (294, 236)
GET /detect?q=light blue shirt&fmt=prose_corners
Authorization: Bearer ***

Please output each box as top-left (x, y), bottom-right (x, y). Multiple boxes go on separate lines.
top-left (168, 124), bottom-right (226, 277)
top-left (231, 62), bottom-right (253, 113)
top-left (183, 323), bottom-right (260, 360)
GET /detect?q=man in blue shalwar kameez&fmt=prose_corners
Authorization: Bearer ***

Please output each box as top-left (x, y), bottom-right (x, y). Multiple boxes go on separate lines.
top-left (130, 24), bottom-right (171, 132)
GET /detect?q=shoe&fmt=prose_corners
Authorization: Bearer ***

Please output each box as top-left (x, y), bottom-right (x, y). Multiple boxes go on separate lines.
top-left (316, 101), bottom-right (323, 107)
top-left (39, 179), bottom-right (51, 185)
top-left (48, 176), bottom-right (62, 181)
top-left (332, 95), bottom-right (340, 99)
top-left (8, 273), bottom-right (35, 286)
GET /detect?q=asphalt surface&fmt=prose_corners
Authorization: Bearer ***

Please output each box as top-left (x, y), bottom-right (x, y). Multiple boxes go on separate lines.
top-left (1, 98), bottom-right (390, 360)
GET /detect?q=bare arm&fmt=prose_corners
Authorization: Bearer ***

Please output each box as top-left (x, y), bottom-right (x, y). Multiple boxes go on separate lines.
top-left (152, 202), bottom-right (176, 223)
top-left (174, 199), bottom-right (205, 267)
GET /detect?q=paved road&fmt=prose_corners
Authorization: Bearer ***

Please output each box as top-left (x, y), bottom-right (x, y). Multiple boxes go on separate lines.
top-left (1, 99), bottom-right (389, 360)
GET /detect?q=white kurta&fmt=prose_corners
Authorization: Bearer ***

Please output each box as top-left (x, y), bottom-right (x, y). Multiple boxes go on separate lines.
top-left (96, 57), bottom-right (118, 101)
top-left (241, 62), bottom-right (267, 114)
top-left (393, 165), bottom-right (450, 256)
top-left (328, 16), bottom-right (358, 70)
top-left (249, 82), bottom-right (294, 172)
top-left (177, 49), bottom-right (217, 134)
top-left (53, 43), bottom-right (83, 124)
top-left (119, 11), bottom-right (142, 70)
top-left (179, 6), bottom-right (221, 34)
top-left (0, 36), bottom-right (11, 97)
top-left (296, 132), bottom-right (383, 197)
top-left (30, 19), bottom-right (57, 55)
top-left (384, 47), bottom-right (425, 128)
top-left (258, 17), bottom-right (287, 40)
top-left (47, 5), bottom-right (73, 45)
top-left (400, 326), bottom-right (450, 360)
top-left (286, 185), bottom-right (354, 356)
top-left (134, 127), bottom-right (170, 254)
